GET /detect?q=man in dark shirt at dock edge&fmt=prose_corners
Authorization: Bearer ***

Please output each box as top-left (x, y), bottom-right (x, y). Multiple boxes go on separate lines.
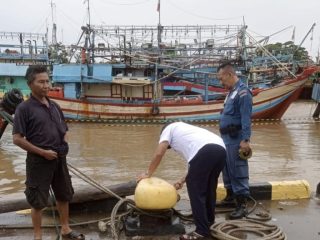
top-left (12, 65), bottom-right (84, 240)
top-left (217, 63), bottom-right (253, 219)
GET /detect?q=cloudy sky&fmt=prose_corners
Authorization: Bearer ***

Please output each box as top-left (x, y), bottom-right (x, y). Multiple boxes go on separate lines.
top-left (1, 0), bottom-right (319, 59)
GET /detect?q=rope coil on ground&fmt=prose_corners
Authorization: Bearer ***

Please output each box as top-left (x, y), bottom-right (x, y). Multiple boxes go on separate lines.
top-left (210, 219), bottom-right (287, 240)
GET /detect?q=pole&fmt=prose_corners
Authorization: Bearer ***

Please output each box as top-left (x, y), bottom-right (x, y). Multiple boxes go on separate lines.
top-left (204, 76), bottom-right (208, 103)
top-left (155, 0), bottom-right (161, 100)
top-left (158, 0), bottom-right (161, 26)
top-left (87, 0), bottom-right (91, 28)
top-left (154, 63), bottom-right (158, 100)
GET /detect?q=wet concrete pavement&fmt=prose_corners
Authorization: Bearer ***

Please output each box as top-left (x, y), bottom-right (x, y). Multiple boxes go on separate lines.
top-left (0, 195), bottom-right (319, 239)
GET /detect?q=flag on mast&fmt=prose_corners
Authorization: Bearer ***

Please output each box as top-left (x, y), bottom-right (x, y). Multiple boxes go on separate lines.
top-left (157, 0), bottom-right (160, 12)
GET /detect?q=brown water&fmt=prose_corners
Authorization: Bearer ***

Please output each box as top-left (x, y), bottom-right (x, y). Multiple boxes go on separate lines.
top-left (0, 100), bottom-right (319, 202)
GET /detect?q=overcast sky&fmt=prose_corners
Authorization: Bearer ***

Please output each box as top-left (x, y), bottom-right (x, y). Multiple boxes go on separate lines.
top-left (1, 0), bottom-right (319, 59)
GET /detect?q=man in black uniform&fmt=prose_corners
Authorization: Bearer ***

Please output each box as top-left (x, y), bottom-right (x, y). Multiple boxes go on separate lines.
top-left (13, 65), bottom-right (84, 240)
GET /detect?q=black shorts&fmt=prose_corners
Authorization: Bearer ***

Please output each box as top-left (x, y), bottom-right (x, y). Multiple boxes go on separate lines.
top-left (24, 153), bottom-right (74, 210)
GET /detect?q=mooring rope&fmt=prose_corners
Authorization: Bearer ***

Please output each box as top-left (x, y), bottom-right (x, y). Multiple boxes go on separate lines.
top-left (0, 163), bottom-right (286, 239)
top-left (66, 163), bottom-right (286, 240)
top-left (67, 163), bottom-right (168, 239)
top-left (210, 219), bottom-right (287, 240)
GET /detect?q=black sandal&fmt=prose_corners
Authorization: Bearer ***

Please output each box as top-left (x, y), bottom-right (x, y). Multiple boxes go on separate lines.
top-left (62, 230), bottom-right (85, 240)
top-left (180, 232), bottom-right (206, 240)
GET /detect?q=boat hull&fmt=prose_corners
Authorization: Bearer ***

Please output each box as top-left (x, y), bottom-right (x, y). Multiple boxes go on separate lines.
top-left (49, 67), bottom-right (316, 121)
top-left (0, 67), bottom-right (315, 122)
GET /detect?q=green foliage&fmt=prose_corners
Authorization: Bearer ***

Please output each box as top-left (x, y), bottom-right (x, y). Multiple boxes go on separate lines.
top-left (48, 42), bottom-right (69, 63)
top-left (256, 42), bottom-right (310, 61)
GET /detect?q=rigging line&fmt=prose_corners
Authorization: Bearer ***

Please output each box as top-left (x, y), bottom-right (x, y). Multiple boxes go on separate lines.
top-left (166, 0), bottom-right (243, 21)
top-left (33, 18), bottom-right (49, 36)
top-left (89, 3), bottom-right (112, 25)
top-left (309, 27), bottom-right (314, 54)
top-left (28, 6), bottom-right (52, 33)
top-left (96, 0), bottom-right (151, 6)
top-left (246, 29), bottom-right (267, 38)
top-left (103, 41), bottom-right (239, 60)
top-left (245, 32), bottom-right (297, 78)
top-left (247, 25), bottom-right (294, 40)
top-left (247, 34), bottom-right (293, 74)
top-left (96, 35), bottom-right (239, 83)
top-left (55, 5), bottom-right (84, 31)
top-left (111, 43), bottom-right (238, 71)
top-left (96, 32), bottom-right (239, 76)
top-left (95, 30), bottom-right (239, 57)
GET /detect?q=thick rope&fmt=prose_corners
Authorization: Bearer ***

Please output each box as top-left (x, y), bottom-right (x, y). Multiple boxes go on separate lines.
top-left (110, 198), bottom-right (135, 240)
top-left (210, 219), bottom-right (287, 240)
top-left (0, 163), bottom-right (284, 239)
top-left (67, 163), bottom-right (170, 239)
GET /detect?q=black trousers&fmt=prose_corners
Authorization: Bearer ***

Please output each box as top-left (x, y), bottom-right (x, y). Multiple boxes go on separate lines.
top-left (186, 144), bottom-right (226, 236)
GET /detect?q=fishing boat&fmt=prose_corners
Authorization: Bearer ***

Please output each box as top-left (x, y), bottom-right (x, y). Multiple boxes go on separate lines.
top-left (45, 21), bottom-right (318, 121)
top-left (47, 64), bottom-right (318, 121)
top-left (0, 31), bottom-right (49, 98)
top-left (0, 19), bottom-right (318, 121)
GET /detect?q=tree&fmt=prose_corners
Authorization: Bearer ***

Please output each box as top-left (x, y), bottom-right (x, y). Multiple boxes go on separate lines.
top-left (256, 42), bottom-right (310, 61)
top-left (48, 42), bottom-right (69, 63)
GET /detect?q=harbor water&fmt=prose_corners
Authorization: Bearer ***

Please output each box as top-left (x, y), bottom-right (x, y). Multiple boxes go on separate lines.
top-left (0, 100), bottom-right (320, 239)
top-left (1, 100), bottom-right (319, 200)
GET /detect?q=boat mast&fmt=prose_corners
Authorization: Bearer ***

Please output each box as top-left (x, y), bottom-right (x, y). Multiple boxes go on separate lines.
top-left (88, 0), bottom-right (96, 63)
top-left (317, 39), bottom-right (320, 64)
top-left (87, 0), bottom-right (91, 28)
top-left (85, 0), bottom-right (95, 63)
top-left (292, 23), bottom-right (316, 71)
top-left (154, 0), bottom-right (162, 100)
top-left (295, 23), bottom-right (316, 54)
top-left (78, 0), bottom-right (93, 98)
top-left (50, 0), bottom-right (57, 45)
top-left (157, 0), bottom-right (161, 28)
top-left (50, 0), bottom-right (58, 63)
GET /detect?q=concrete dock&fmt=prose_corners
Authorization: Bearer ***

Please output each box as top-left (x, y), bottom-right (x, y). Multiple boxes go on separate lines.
top-left (0, 194), bottom-right (319, 240)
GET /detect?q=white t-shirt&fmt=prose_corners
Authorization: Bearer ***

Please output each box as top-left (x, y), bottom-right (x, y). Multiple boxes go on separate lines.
top-left (159, 122), bottom-right (226, 162)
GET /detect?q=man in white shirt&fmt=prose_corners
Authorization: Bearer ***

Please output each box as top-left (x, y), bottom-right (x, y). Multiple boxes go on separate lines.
top-left (138, 122), bottom-right (226, 239)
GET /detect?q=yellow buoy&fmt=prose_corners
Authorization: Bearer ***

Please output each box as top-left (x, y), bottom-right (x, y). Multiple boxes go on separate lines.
top-left (134, 177), bottom-right (178, 210)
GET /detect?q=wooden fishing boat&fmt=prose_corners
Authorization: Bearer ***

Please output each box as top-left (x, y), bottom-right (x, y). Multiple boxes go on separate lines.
top-left (48, 66), bottom-right (318, 121)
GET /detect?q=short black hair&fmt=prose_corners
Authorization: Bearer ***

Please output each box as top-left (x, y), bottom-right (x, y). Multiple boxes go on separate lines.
top-left (217, 61), bottom-right (235, 73)
top-left (25, 65), bottom-right (48, 84)
top-left (217, 61), bottom-right (236, 75)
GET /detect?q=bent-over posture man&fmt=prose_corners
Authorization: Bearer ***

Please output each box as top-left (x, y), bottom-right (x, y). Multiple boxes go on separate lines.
top-left (138, 122), bottom-right (226, 240)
